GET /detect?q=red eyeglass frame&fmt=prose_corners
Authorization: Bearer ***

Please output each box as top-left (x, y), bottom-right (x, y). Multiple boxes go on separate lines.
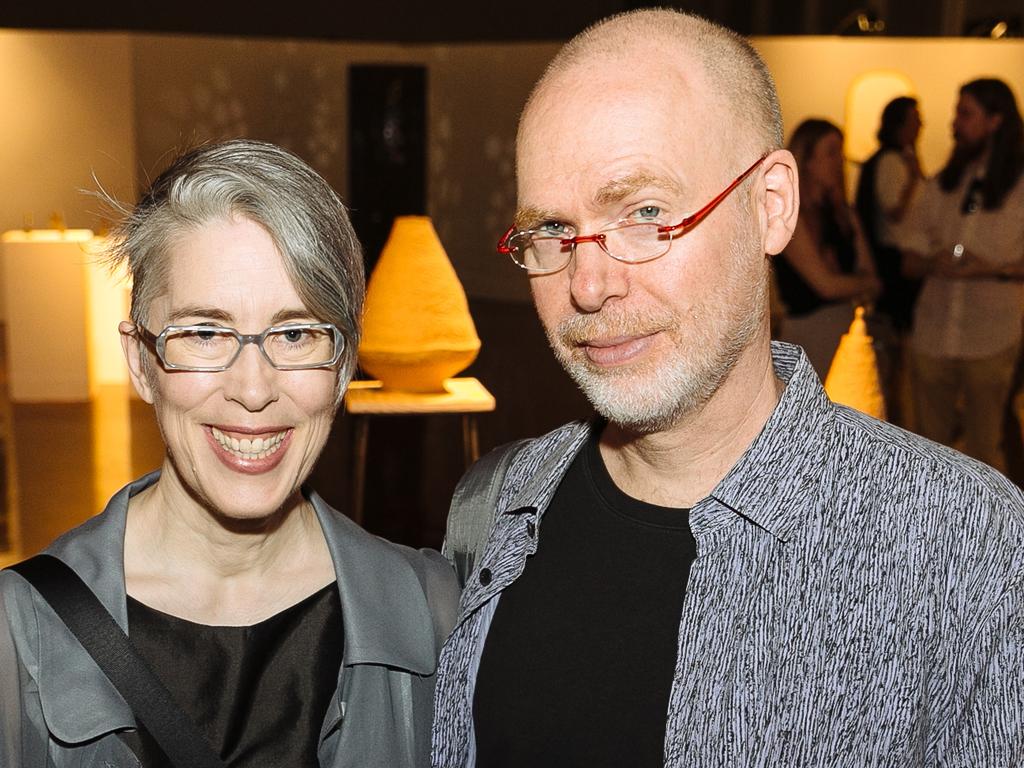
top-left (497, 151), bottom-right (770, 265)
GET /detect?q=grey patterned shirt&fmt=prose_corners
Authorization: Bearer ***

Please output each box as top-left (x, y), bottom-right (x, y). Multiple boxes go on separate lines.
top-left (432, 342), bottom-right (1024, 767)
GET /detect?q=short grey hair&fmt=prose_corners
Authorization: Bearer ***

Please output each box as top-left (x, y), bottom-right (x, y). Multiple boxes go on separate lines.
top-left (106, 139), bottom-right (364, 384)
top-left (520, 9), bottom-right (783, 155)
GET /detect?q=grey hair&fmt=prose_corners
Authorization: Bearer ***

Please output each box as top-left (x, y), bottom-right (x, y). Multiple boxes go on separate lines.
top-left (520, 8), bottom-right (783, 155)
top-left (105, 139), bottom-right (364, 385)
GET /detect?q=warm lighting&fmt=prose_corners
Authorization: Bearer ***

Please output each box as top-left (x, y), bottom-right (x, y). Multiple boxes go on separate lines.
top-left (2, 229), bottom-right (93, 243)
top-left (824, 306), bottom-right (886, 420)
top-left (844, 70), bottom-right (916, 163)
top-left (359, 216), bottom-right (481, 392)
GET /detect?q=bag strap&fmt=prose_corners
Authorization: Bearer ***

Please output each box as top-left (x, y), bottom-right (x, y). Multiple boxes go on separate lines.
top-left (8, 554), bottom-right (226, 768)
top-left (443, 439), bottom-right (529, 586)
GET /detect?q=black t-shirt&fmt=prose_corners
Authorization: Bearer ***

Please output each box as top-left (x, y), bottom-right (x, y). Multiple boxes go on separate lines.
top-left (473, 429), bottom-right (696, 767)
top-left (127, 582), bottom-right (343, 767)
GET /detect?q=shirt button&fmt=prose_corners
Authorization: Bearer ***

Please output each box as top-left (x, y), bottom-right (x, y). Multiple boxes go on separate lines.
top-left (479, 568), bottom-right (492, 586)
top-left (526, 521), bottom-right (536, 538)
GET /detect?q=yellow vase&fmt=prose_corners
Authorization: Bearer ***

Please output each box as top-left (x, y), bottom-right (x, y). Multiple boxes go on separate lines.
top-left (358, 216), bottom-right (481, 392)
top-left (823, 306), bottom-right (886, 420)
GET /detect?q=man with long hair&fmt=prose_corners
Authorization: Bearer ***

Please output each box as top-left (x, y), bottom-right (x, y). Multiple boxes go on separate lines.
top-left (904, 78), bottom-right (1024, 472)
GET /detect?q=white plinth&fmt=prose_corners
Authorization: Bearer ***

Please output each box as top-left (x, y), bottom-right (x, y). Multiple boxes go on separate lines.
top-left (1, 231), bottom-right (94, 402)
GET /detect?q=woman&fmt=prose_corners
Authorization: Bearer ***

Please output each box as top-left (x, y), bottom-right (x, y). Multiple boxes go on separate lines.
top-left (854, 97), bottom-right (924, 422)
top-left (0, 139), bottom-right (459, 766)
top-left (775, 119), bottom-right (881, 379)
top-left (855, 96), bottom-right (924, 332)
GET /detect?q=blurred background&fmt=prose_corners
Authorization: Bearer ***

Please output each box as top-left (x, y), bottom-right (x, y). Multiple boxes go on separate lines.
top-left (1, 0), bottom-right (1022, 560)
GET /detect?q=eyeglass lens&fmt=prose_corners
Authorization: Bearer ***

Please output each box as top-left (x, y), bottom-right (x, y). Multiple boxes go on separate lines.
top-left (514, 222), bottom-right (672, 271)
top-left (163, 326), bottom-right (338, 369)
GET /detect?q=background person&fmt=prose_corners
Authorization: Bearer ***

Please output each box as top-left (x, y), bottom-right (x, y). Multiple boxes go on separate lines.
top-left (902, 78), bottom-right (1024, 472)
top-left (0, 139), bottom-right (458, 767)
top-left (855, 96), bottom-right (924, 332)
top-left (855, 96), bottom-right (925, 424)
top-left (774, 118), bottom-right (880, 379)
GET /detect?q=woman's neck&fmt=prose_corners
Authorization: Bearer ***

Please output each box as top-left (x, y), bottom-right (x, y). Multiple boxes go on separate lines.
top-left (122, 462), bottom-right (335, 624)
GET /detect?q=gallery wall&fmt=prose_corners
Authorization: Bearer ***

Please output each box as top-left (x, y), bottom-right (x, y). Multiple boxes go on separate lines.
top-left (2, 30), bottom-right (1023, 306)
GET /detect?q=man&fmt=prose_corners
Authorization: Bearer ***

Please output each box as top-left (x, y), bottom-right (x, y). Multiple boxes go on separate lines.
top-left (433, 11), bottom-right (1023, 767)
top-left (902, 79), bottom-right (1024, 473)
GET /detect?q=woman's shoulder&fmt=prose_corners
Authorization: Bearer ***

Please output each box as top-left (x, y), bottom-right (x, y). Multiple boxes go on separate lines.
top-left (309, 493), bottom-right (460, 642)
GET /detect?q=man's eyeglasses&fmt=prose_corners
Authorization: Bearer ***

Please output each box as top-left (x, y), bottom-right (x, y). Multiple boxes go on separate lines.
top-left (133, 323), bottom-right (345, 372)
top-left (498, 152), bottom-right (769, 274)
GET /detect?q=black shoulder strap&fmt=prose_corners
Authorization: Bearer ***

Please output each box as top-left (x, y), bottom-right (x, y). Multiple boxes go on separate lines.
top-left (8, 554), bottom-right (226, 768)
top-left (443, 439), bottom-right (529, 586)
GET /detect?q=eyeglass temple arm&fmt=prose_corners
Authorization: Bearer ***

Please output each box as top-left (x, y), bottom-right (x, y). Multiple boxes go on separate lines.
top-left (661, 151), bottom-right (770, 235)
top-left (497, 225), bottom-right (516, 255)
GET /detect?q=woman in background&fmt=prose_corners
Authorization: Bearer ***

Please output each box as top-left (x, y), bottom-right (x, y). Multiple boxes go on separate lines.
top-left (775, 118), bottom-right (881, 379)
top-left (855, 96), bottom-right (924, 332)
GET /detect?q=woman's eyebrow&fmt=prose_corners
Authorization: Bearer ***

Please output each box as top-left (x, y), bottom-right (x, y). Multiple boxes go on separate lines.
top-left (271, 309), bottom-right (318, 324)
top-left (166, 306), bottom-right (233, 324)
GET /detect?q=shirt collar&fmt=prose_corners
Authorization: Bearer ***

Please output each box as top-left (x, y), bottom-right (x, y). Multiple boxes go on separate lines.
top-left (707, 341), bottom-right (835, 542)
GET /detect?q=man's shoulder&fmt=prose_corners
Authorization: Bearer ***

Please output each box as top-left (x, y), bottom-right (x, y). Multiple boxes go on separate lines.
top-left (832, 403), bottom-right (1024, 521)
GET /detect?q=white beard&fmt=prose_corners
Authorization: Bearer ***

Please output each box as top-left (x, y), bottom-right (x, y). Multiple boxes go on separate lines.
top-left (545, 218), bottom-right (767, 434)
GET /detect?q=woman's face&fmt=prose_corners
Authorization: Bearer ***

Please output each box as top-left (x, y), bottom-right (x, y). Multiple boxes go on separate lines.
top-left (899, 106), bottom-right (922, 147)
top-left (805, 130), bottom-right (845, 195)
top-left (125, 216), bottom-right (339, 522)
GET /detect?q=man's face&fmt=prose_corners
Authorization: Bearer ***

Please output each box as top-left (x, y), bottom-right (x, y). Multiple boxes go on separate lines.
top-left (517, 62), bottom-right (768, 433)
top-left (953, 93), bottom-right (1000, 153)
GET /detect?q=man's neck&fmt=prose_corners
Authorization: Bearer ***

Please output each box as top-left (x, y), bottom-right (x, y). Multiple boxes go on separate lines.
top-left (598, 340), bottom-right (783, 509)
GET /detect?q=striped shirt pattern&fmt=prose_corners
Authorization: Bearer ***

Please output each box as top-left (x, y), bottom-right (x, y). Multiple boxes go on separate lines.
top-left (432, 342), bottom-right (1024, 767)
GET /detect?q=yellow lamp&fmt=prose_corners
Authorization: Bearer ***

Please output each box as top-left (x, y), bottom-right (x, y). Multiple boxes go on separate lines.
top-left (359, 216), bottom-right (481, 392)
top-left (824, 306), bottom-right (886, 420)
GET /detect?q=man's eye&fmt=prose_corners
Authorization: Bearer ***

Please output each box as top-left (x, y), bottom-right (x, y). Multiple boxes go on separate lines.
top-left (536, 221), bottom-right (571, 237)
top-left (633, 205), bottom-right (663, 221)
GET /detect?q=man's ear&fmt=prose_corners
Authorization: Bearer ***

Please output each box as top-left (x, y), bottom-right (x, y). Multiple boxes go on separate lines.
top-left (119, 321), bottom-right (155, 404)
top-left (759, 149), bottom-right (800, 256)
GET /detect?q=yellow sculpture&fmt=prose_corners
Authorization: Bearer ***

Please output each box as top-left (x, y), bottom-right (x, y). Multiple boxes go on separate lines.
top-left (359, 216), bottom-right (481, 392)
top-left (823, 306), bottom-right (887, 420)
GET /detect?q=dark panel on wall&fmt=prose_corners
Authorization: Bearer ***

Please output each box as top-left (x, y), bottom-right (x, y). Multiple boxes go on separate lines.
top-left (348, 65), bottom-right (427, 269)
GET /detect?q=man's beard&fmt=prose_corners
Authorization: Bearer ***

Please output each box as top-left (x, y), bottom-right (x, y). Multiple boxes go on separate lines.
top-left (544, 223), bottom-right (766, 434)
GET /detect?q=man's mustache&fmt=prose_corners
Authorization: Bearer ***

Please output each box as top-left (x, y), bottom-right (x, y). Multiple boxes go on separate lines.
top-left (557, 308), bottom-right (677, 346)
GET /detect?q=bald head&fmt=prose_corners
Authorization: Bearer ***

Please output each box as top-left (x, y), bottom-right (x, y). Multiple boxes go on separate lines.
top-left (518, 10), bottom-right (782, 159)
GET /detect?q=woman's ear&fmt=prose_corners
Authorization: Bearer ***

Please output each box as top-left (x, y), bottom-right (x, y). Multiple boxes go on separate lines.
top-left (119, 321), bottom-right (155, 404)
top-left (759, 149), bottom-right (800, 256)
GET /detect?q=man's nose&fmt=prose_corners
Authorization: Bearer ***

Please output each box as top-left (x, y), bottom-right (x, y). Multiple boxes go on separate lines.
top-left (567, 239), bottom-right (629, 313)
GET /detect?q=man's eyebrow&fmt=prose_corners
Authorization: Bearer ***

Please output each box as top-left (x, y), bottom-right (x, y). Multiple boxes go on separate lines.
top-left (593, 172), bottom-right (684, 207)
top-left (513, 205), bottom-right (562, 231)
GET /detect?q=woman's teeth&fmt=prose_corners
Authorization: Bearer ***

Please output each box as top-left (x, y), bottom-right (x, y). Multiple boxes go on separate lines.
top-left (211, 426), bottom-right (287, 460)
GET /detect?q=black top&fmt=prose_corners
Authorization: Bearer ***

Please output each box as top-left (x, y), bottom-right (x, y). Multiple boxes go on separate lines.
top-left (854, 148), bottom-right (921, 330)
top-left (127, 582), bottom-right (344, 767)
top-left (775, 199), bottom-right (858, 317)
top-left (473, 428), bottom-right (696, 768)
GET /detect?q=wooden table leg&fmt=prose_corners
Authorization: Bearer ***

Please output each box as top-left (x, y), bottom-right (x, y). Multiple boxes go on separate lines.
top-left (351, 415), bottom-right (369, 526)
top-left (462, 414), bottom-right (480, 467)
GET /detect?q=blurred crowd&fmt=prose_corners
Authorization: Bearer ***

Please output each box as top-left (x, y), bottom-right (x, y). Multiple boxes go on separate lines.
top-left (772, 79), bottom-right (1024, 478)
